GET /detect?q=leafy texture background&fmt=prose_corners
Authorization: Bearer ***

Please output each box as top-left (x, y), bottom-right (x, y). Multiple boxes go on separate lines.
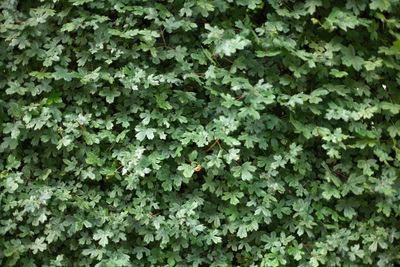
top-left (1, 0), bottom-right (400, 266)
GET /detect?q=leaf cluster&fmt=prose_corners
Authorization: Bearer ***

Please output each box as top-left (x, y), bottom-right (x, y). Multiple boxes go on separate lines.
top-left (1, 0), bottom-right (400, 266)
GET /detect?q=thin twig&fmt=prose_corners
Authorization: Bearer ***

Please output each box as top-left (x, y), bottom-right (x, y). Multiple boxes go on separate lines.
top-left (160, 27), bottom-right (168, 49)
top-left (236, 94), bottom-right (247, 100)
top-left (77, 122), bottom-right (87, 132)
top-left (205, 138), bottom-right (220, 152)
top-left (149, 211), bottom-right (162, 218)
top-left (222, 56), bottom-right (234, 64)
top-left (304, 245), bottom-right (311, 255)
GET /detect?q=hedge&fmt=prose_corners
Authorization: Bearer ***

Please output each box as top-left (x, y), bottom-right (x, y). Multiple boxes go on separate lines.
top-left (1, 0), bottom-right (400, 266)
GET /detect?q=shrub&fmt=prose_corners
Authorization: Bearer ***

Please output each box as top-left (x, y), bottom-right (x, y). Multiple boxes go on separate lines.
top-left (1, 0), bottom-right (400, 266)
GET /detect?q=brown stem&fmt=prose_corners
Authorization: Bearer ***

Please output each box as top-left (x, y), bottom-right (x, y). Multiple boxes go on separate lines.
top-left (236, 94), bottom-right (247, 100)
top-left (77, 122), bottom-right (87, 132)
top-left (222, 56), bottom-right (234, 64)
top-left (205, 138), bottom-right (220, 152)
top-left (160, 27), bottom-right (168, 49)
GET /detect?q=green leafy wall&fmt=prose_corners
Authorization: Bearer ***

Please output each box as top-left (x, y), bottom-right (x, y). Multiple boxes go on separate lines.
top-left (1, 0), bottom-right (400, 266)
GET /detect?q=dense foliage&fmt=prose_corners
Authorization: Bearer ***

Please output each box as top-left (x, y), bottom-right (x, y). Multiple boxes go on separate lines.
top-left (1, 0), bottom-right (400, 266)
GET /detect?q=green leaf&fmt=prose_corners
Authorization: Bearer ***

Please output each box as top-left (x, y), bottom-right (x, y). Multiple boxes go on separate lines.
top-left (135, 127), bottom-right (156, 141)
top-left (380, 101), bottom-right (400, 114)
top-left (329, 69), bottom-right (348, 78)
top-left (232, 162), bottom-right (256, 181)
top-left (30, 237), bottom-right (47, 254)
top-left (341, 45), bottom-right (364, 71)
top-left (99, 88), bottom-right (121, 104)
top-left (237, 225), bottom-right (247, 238)
top-left (370, 0), bottom-right (391, 11)
top-left (256, 49), bottom-right (282, 57)
top-left (93, 230), bottom-right (112, 247)
top-left (177, 163), bottom-right (194, 178)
